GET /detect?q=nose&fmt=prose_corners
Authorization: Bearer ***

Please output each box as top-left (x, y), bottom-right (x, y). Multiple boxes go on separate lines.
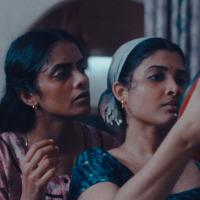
top-left (73, 70), bottom-right (89, 89)
top-left (165, 78), bottom-right (181, 97)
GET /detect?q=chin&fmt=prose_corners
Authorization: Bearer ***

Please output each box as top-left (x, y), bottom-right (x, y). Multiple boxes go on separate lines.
top-left (153, 112), bottom-right (176, 126)
top-left (75, 106), bottom-right (91, 115)
top-left (159, 115), bottom-right (177, 127)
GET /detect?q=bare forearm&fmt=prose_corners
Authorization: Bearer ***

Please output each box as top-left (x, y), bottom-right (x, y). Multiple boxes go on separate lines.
top-left (113, 74), bottom-right (200, 200)
top-left (78, 80), bottom-right (200, 200)
top-left (114, 123), bottom-right (193, 200)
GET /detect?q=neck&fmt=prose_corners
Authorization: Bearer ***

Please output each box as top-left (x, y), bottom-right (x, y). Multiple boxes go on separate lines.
top-left (26, 114), bottom-right (84, 155)
top-left (112, 118), bottom-right (173, 173)
top-left (122, 118), bottom-right (171, 155)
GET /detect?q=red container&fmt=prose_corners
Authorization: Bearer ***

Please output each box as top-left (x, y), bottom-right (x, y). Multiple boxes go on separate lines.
top-left (179, 74), bottom-right (199, 117)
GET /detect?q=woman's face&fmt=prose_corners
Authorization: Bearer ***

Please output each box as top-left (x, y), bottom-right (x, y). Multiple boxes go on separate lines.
top-left (35, 41), bottom-right (90, 117)
top-left (125, 50), bottom-right (188, 127)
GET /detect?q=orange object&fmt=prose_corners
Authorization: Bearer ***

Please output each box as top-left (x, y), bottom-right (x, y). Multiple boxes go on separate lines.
top-left (178, 71), bottom-right (200, 160)
top-left (178, 77), bottom-right (199, 117)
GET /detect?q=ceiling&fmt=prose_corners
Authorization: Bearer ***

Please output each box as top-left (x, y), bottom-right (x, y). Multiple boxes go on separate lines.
top-left (29, 0), bottom-right (144, 56)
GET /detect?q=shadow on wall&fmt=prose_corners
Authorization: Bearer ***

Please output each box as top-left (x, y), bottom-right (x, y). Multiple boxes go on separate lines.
top-left (29, 0), bottom-right (144, 56)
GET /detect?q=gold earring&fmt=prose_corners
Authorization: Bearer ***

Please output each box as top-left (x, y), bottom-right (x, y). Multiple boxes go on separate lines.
top-left (121, 99), bottom-right (126, 109)
top-left (32, 104), bottom-right (38, 110)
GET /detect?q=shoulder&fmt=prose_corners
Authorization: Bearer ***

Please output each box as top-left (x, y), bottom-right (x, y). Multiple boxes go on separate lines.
top-left (0, 132), bottom-right (25, 154)
top-left (75, 147), bottom-right (116, 166)
top-left (0, 132), bottom-right (22, 196)
top-left (79, 122), bottom-right (120, 150)
top-left (70, 147), bottom-right (121, 200)
top-left (0, 132), bottom-right (25, 171)
top-left (0, 132), bottom-right (18, 155)
top-left (74, 147), bottom-right (119, 172)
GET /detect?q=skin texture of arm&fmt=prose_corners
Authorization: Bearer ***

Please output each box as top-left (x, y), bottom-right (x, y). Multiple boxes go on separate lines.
top-left (77, 79), bottom-right (200, 200)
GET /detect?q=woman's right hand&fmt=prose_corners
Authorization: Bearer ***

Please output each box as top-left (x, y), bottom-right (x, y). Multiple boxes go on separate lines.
top-left (177, 78), bottom-right (200, 149)
top-left (20, 139), bottom-right (60, 200)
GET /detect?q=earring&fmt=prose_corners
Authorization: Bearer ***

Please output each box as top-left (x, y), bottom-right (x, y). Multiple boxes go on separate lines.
top-left (121, 99), bottom-right (126, 109)
top-left (32, 104), bottom-right (39, 110)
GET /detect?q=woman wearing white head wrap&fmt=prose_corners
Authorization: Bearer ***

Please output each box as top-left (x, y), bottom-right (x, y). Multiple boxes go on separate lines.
top-left (69, 37), bottom-right (200, 200)
top-left (99, 38), bottom-right (149, 127)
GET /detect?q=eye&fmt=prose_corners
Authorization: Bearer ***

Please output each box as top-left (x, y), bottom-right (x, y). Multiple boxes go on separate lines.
top-left (52, 68), bottom-right (70, 80)
top-left (77, 61), bottom-right (88, 74)
top-left (175, 75), bottom-right (188, 87)
top-left (148, 72), bottom-right (165, 82)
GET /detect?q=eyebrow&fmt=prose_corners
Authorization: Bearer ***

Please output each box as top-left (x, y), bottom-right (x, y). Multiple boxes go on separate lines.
top-left (41, 57), bottom-right (87, 73)
top-left (77, 57), bottom-right (87, 65)
top-left (147, 65), bottom-right (187, 74)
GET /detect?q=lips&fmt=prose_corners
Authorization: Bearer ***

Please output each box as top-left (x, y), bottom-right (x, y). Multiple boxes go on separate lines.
top-left (73, 91), bottom-right (90, 102)
top-left (161, 100), bottom-right (179, 112)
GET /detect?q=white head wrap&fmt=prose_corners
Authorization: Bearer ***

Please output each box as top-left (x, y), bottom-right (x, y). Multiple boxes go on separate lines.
top-left (99, 37), bottom-right (150, 126)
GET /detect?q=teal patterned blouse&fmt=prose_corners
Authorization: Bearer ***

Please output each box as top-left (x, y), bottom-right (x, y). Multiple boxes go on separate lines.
top-left (69, 147), bottom-right (200, 200)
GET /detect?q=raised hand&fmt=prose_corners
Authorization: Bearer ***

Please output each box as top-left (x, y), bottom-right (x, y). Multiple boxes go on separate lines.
top-left (177, 78), bottom-right (200, 149)
top-left (20, 139), bottom-right (60, 200)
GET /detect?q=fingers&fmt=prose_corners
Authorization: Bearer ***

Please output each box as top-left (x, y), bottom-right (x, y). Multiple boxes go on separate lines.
top-left (24, 157), bottom-right (60, 188)
top-left (176, 78), bottom-right (200, 148)
top-left (25, 139), bottom-right (54, 162)
top-left (31, 156), bottom-right (60, 179)
top-left (21, 139), bottom-right (61, 199)
top-left (22, 139), bottom-right (60, 181)
top-left (36, 167), bottom-right (58, 188)
top-left (28, 145), bottom-right (59, 171)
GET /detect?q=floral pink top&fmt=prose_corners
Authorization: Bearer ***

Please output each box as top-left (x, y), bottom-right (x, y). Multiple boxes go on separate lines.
top-left (0, 122), bottom-right (118, 200)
